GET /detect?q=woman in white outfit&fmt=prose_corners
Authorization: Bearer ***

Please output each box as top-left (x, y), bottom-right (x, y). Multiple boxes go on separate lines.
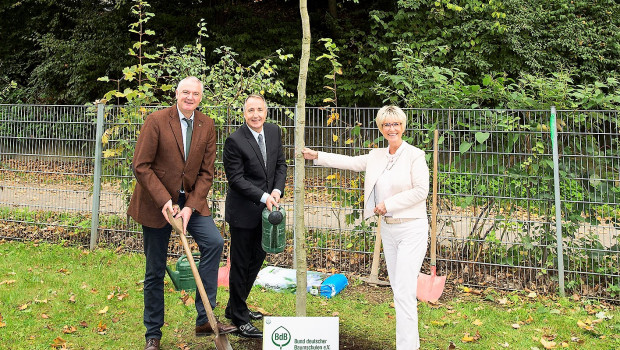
top-left (302, 105), bottom-right (429, 350)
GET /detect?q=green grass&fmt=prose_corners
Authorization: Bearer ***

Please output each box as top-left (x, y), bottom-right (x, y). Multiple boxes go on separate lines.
top-left (0, 241), bottom-right (618, 349)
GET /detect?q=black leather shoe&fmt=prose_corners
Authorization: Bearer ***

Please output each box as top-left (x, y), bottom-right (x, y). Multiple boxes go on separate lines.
top-left (249, 310), bottom-right (263, 320)
top-left (225, 309), bottom-right (264, 321)
top-left (234, 322), bottom-right (263, 338)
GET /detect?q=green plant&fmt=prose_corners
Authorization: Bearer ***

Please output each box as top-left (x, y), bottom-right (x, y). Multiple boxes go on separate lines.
top-left (97, 0), bottom-right (293, 204)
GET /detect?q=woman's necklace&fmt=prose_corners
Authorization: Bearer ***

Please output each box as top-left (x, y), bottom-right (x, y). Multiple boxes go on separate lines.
top-left (385, 146), bottom-right (404, 171)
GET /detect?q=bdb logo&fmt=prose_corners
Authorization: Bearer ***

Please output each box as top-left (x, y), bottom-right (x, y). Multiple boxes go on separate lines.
top-left (271, 326), bottom-right (291, 349)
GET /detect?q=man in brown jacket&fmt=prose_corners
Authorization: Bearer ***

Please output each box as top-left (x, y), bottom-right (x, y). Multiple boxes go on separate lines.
top-left (128, 76), bottom-right (236, 350)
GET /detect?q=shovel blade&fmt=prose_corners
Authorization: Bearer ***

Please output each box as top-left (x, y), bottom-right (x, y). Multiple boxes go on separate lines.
top-left (218, 261), bottom-right (231, 288)
top-left (214, 334), bottom-right (234, 350)
top-left (416, 267), bottom-right (446, 303)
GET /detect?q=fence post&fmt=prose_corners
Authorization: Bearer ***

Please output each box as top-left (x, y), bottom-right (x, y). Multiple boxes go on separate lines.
top-left (90, 103), bottom-right (105, 250)
top-left (550, 106), bottom-right (565, 297)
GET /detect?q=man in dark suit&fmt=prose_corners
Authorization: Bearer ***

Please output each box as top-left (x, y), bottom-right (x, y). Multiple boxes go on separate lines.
top-left (128, 76), bottom-right (236, 350)
top-left (223, 94), bottom-right (287, 338)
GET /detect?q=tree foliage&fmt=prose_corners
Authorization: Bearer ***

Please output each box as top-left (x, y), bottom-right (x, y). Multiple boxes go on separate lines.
top-left (0, 0), bottom-right (618, 106)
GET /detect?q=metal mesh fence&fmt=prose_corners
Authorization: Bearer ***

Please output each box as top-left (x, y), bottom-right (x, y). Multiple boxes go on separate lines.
top-left (0, 104), bottom-right (618, 300)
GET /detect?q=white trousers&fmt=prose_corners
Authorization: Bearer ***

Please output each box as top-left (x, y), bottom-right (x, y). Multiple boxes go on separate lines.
top-left (381, 218), bottom-right (428, 350)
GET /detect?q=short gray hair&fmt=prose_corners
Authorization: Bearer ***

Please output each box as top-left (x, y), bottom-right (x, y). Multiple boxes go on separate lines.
top-left (375, 105), bottom-right (407, 130)
top-left (244, 94), bottom-right (268, 111)
top-left (176, 76), bottom-right (204, 94)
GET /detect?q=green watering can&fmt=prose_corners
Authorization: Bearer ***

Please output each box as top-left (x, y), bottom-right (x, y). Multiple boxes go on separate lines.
top-left (261, 206), bottom-right (286, 253)
top-left (165, 253), bottom-right (200, 291)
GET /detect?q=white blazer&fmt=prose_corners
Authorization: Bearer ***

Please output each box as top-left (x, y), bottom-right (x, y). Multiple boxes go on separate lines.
top-left (315, 142), bottom-right (429, 220)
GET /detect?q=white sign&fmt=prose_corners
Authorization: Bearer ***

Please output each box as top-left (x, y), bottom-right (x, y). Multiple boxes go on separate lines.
top-left (262, 317), bottom-right (339, 350)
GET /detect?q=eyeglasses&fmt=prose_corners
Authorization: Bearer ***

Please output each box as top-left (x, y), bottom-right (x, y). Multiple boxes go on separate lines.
top-left (382, 122), bottom-right (401, 129)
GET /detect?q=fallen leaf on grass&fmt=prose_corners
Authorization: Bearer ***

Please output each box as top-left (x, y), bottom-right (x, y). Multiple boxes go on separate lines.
top-left (97, 306), bottom-right (109, 314)
top-left (57, 268), bottom-right (70, 275)
top-left (79, 321), bottom-right (88, 328)
top-left (62, 325), bottom-right (77, 334)
top-left (41, 313), bottom-right (50, 319)
top-left (498, 298), bottom-right (508, 305)
top-left (577, 320), bottom-right (594, 331)
top-left (116, 293), bottom-right (129, 301)
top-left (461, 331), bottom-right (481, 343)
top-left (68, 295), bottom-right (76, 303)
top-left (527, 292), bottom-right (537, 298)
top-left (498, 342), bottom-right (510, 348)
top-left (431, 320), bottom-right (449, 327)
top-left (512, 323), bottom-right (521, 329)
top-left (177, 343), bottom-right (190, 350)
top-left (462, 286), bottom-right (482, 295)
top-left (50, 336), bottom-right (67, 349)
top-left (595, 311), bottom-right (612, 320)
top-left (472, 319), bottom-right (483, 326)
top-left (180, 292), bottom-right (194, 307)
top-left (0, 313), bottom-right (6, 327)
top-left (34, 299), bottom-right (48, 304)
top-left (0, 279), bottom-right (16, 285)
top-left (447, 341), bottom-right (456, 349)
top-left (18, 303), bottom-right (29, 311)
top-left (97, 321), bottom-right (107, 335)
top-left (540, 337), bottom-right (556, 349)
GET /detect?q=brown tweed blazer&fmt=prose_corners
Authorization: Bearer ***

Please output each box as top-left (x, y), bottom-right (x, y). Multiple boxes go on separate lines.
top-left (127, 105), bottom-right (216, 228)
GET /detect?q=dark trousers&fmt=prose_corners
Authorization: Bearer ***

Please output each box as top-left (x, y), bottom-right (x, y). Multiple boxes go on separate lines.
top-left (225, 224), bottom-right (266, 326)
top-left (142, 198), bottom-right (224, 340)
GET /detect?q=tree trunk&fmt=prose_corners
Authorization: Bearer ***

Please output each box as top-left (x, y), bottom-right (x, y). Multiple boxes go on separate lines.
top-left (294, 0), bottom-right (310, 317)
top-left (328, 0), bottom-right (337, 19)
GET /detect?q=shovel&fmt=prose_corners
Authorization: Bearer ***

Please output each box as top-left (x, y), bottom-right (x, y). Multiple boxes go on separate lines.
top-left (218, 221), bottom-right (231, 288)
top-left (360, 218), bottom-right (390, 286)
top-left (417, 129), bottom-right (446, 303)
top-left (166, 206), bottom-right (233, 350)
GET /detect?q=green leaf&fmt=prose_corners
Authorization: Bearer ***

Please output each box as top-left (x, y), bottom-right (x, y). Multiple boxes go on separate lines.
top-left (459, 142), bottom-right (472, 154)
top-left (475, 132), bottom-right (490, 144)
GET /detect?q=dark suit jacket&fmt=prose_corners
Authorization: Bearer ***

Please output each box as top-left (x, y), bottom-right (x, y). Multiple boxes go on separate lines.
top-left (127, 105), bottom-right (217, 228)
top-left (223, 123), bottom-right (287, 229)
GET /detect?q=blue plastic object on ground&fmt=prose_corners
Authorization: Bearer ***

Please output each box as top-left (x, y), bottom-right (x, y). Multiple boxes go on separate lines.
top-left (319, 273), bottom-right (348, 298)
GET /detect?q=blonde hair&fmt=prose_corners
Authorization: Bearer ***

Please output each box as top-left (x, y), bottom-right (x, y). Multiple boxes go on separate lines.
top-left (375, 105), bottom-right (407, 130)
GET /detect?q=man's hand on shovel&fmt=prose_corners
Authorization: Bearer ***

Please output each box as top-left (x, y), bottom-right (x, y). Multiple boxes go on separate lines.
top-left (162, 200), bottom-right (192, 233)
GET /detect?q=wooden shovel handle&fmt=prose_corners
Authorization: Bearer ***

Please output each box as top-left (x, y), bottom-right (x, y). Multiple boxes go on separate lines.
top-left (368, 218), bottom-right (382, 280)
top-left (431, 129), bottom-right (439, 266)
top-left (166, 206), bottom-right (220, 337)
